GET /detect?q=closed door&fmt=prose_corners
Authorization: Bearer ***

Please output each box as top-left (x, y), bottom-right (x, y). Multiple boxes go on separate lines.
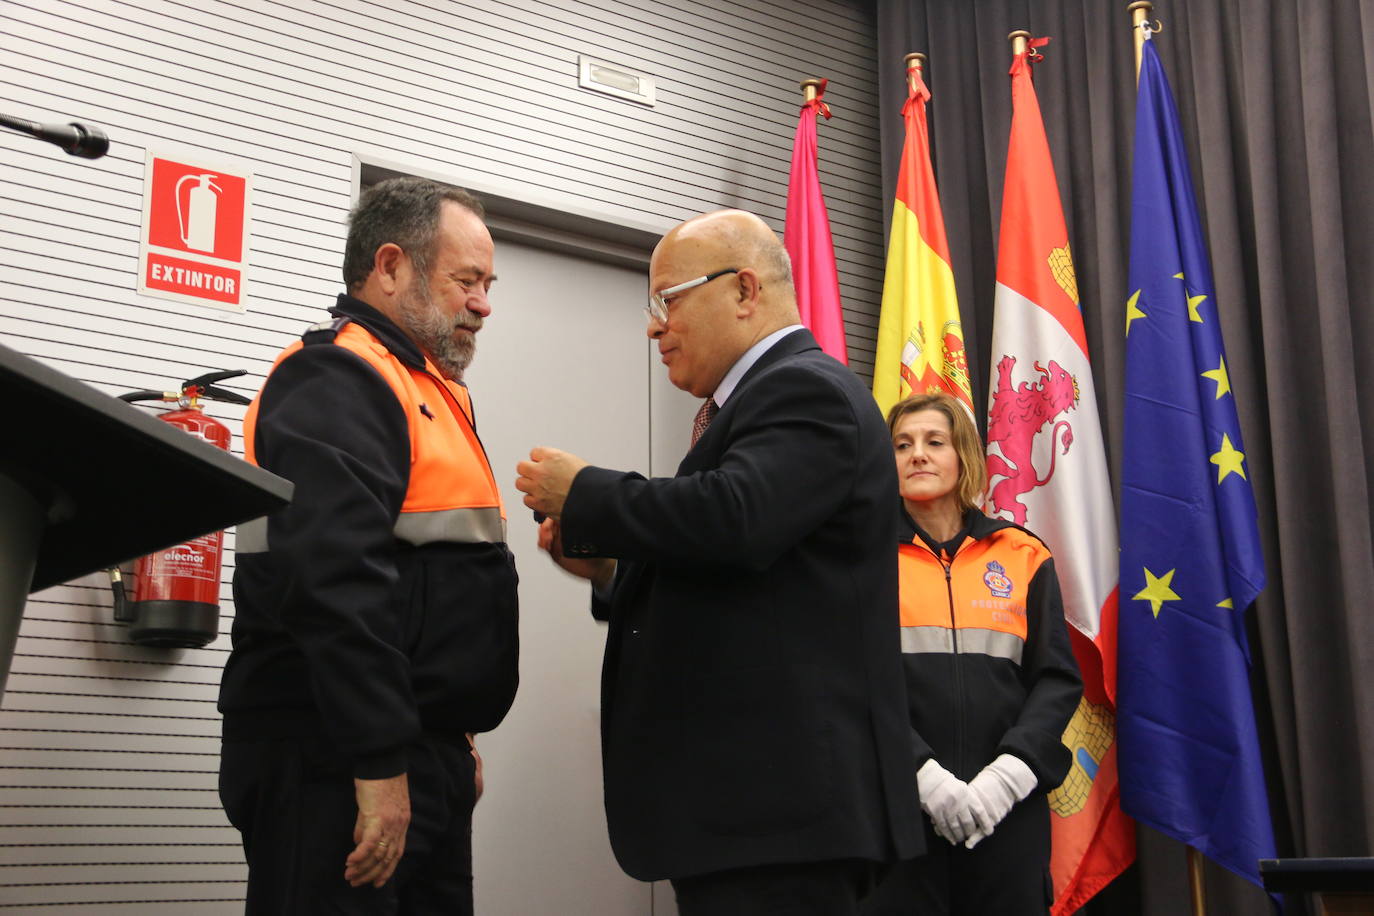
top-left (463, 234), bottom-right (692, 915)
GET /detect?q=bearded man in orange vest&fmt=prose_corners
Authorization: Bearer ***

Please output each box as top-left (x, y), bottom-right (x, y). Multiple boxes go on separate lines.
top-left (219, 176), bottom-right (518, 915)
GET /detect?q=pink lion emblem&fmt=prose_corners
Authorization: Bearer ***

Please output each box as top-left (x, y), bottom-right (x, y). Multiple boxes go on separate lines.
top-left (985, 356), bottom-right (1080, 526)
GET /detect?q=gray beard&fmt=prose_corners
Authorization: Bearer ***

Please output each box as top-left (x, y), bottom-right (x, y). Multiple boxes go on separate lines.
top-left (395, 275), bottom-right (478, 381)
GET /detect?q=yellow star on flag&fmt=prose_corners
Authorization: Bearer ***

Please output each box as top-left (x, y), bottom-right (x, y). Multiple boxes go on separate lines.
top-left (1211, 433), bottom-right (1247, 483)
top-left (1173, 271), bottom-right (1207, 321)
top-left (1218, 598), bottom-right (1234, 609)
top-left (1187, 293), bottom-right (1207, 322)
top-left (1202, 356), bottom-right (1231, 399)
top-left (1133, 567), bottom-right (1181, 618)
top-left (1126, 289), bottom-right (1146, 336)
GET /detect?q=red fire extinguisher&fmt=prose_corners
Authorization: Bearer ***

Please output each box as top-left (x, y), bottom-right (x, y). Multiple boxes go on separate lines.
top-left (107, 370), bottom-right (251, 648)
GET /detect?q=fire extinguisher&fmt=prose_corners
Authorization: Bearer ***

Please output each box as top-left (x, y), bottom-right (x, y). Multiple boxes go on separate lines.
top-left (107, 370), bottom-right (251, 648)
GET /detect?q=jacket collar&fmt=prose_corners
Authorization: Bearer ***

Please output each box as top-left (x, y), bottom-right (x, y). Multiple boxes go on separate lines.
top-left (899, 506), bottom-right (1019, 556)
top-left (730, 327), bottom-right (819, 396)
top-left (329, 293), bottom-right (428, 370)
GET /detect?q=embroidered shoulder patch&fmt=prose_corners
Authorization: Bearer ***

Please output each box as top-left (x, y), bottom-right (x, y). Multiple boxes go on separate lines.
top-left (983, 560), bottom-right (1014, 598)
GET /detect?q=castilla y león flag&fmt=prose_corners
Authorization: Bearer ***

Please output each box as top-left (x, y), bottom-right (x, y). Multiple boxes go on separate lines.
top-left (984, 38), bottom-right (1134, 914)
top-left (784, 78), bottom-right (848, 364)
top-left (872, 64), bottom-right (971, 417)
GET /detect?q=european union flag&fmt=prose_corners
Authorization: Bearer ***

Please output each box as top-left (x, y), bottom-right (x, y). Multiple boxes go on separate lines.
top-left (1118, 37), bottom-right (1276, 888)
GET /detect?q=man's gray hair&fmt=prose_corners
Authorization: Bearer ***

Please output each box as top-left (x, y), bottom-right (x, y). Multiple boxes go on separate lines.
top-left (760, 234), bottom-right (794, 289)
top-left (343, 177), bottom-right (484, 292)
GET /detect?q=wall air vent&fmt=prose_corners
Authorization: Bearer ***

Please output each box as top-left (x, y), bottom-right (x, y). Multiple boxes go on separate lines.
top-left (578, 55), bottom-right (656, 106)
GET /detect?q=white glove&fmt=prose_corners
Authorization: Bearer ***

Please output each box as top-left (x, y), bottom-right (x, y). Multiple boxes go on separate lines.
top-left (964, 753), bottom-right (1038, 848)
top-left (917, 758), bottom-right (987, 845)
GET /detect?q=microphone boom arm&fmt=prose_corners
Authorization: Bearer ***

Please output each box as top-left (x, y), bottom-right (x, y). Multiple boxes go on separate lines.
top-left (0, 113), bottom-right (109, 160)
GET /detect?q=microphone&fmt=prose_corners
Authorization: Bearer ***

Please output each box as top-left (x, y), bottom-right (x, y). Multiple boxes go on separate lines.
top-left (0, 114), bottom-right (109, 159)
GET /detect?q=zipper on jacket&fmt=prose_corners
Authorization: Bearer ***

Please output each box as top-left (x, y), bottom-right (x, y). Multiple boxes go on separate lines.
top-left (915, 535), bottom-right (970, 780)
top-left (423, 367), bottom-right (501, 496)
top-left (939, 551), bottom-right (967, 777)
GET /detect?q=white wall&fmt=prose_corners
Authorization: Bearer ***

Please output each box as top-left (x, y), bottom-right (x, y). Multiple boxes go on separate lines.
top-left (0, 0), bottom-right (884, 909)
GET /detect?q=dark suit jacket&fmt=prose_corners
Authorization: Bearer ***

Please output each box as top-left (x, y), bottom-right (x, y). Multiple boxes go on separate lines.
top-left (561, 328), bottom-right (924, 881)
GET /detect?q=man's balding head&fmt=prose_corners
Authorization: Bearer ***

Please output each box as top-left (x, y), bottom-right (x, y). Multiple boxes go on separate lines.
top-left (655, 210), bottom-right (795, 309)
top-left (647, 210), bottom-right (801, 397)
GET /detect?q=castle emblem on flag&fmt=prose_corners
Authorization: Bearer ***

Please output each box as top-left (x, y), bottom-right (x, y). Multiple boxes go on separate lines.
top-left (983, 561), bottom-right (1013, 598)
top-left (1049, 243), bottom-right (1078, 304)
top-left (986, 355), bottom-right (1081, 526)
top-left (1049, 697), bottom-right (1115, 818)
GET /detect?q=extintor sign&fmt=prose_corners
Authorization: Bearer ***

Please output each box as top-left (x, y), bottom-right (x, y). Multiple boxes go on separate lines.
top-left (138, 150), bottom-right (252, 312)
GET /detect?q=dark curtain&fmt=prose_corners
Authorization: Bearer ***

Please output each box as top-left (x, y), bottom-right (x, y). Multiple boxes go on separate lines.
top-left (874, 1), bottom-right (1374, 914)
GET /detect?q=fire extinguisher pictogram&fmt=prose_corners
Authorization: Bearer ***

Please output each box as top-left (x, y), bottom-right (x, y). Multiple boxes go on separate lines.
top-left (107, 370), bottom-right (251, 648)
top-left (175, 173), bottom-right (222, 253)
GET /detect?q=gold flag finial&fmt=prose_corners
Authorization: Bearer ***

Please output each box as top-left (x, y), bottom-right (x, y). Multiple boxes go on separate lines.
top-left (1008, 29), bottom-right (1031, 57)
top-left (800, 78), bottom-right (824, 103)
top-left (903, 52), bottom-right (926, 94)
top-left (1128, 1), bottom-right (1158, 82)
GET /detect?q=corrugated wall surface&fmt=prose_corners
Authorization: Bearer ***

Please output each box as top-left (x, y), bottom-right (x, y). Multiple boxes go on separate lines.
top-left (0, 0), bottom-right (884, 909)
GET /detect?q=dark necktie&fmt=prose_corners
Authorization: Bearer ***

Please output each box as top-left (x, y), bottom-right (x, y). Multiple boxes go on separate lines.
top-left (690, 398), bottom-right (719, 447)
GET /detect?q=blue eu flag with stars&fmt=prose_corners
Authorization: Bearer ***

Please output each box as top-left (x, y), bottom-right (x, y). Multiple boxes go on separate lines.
top-left (1118, 36), bottom-right (1276, 889)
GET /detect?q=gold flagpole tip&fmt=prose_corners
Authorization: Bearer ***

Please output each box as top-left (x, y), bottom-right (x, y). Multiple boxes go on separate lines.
top-left (1129, 0), bottom-right (1154, 83)
top-left (799, 78), bottom-right (824, 102)
top-left (1008, 29), bottom-right (1030, 55)
top-left (903, 53), bottom-right (926, 93)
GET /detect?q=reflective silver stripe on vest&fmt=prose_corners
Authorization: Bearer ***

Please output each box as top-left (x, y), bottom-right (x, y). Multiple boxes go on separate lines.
top-left (232, 508), bottom-right (505, 555)
top-left (235, 516), bottom-right (269, 555)
top-left (900, 626), bottom-right (1024, 664)
top-left (393, 506), bottom-right (506, 546)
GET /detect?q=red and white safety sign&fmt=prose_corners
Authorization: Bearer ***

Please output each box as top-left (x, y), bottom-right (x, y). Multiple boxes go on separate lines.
top-left (138, 151), bottom-right (252, 311)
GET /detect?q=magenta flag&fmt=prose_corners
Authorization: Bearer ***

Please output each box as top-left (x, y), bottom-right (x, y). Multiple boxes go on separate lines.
top-left (784, 79), bottom-right (848, 363)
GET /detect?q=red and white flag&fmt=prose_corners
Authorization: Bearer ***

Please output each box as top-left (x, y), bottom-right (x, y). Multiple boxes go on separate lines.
top-left (985, 38), bottom-right (1134, 913)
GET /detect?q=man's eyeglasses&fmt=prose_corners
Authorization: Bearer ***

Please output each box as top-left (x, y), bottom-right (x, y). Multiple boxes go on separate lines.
top-left (646, 268), bottom-right (740, 324)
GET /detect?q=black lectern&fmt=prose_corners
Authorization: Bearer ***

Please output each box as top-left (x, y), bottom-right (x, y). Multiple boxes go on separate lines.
top-left (1260, 857), bottom-right (1374, 915)
top-left (0, 341), bottom-right (292, 696)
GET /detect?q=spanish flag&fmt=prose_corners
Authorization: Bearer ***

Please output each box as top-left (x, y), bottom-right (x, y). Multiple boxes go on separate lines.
top-left (872, 60), bottom-right (972, 417)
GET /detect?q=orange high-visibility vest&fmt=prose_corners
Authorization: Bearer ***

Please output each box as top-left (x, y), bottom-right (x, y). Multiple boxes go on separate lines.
top-left (897, 527), bottom-right (1051, 663)
top-left (242, 321), bottom-right (505, 549)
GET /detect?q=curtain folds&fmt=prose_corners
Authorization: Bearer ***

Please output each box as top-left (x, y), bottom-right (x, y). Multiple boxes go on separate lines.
top-left (875, 1), bottom-right (1374, 914)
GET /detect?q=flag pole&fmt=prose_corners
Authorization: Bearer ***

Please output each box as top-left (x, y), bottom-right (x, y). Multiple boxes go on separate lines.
top-left (1187, 850), bottom-right (1207, 915)
top-left (1127, 7), bottom-right (1205, 909)
top-left (800, 78), bottom-right (823, 104)
top-left (1128, 1), bottom-right (1154, 81)
top-left (903, 52), bottom-right (925, 91)
top-left (1008, 29), bottom-right (1029, 57)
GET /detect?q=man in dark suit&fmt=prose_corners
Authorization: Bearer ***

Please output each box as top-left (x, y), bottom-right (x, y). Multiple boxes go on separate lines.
top-left (515, 209), bottom-right (923, 915)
